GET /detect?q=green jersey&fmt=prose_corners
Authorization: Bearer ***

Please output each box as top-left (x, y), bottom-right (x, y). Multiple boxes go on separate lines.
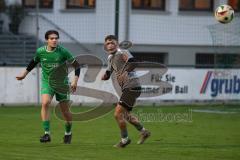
top-left (34, 45), bottom-right (74, 82)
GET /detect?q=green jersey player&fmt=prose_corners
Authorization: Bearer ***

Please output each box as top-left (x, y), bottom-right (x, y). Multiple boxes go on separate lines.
top-left (16, 30), bottom-right (80, 144)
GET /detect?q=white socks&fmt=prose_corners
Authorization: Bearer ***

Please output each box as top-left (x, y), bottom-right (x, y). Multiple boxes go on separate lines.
top-left (140, 127), bottom-right (146, 132)
top-left (121, 137), bottom-right (129, 144)
top-left (65, 132), bottom-right (72, 135)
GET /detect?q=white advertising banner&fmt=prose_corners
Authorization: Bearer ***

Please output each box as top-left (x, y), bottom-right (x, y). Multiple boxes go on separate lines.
top-left (0, 67), bottom-right (38, 104)
top-left (0, 67), bottom-right (239, 104)
top-left (142, 69), bottom-right (240, 101)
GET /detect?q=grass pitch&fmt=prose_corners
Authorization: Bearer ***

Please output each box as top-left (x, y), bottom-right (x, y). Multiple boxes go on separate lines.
top-left (0, 105), bottom-right (239, 160)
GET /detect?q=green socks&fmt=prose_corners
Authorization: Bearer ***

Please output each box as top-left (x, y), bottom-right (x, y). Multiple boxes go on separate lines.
top-left (65, 122), bottom-right (72, 135)
top-left (43, 121), bottom-right (72, 135)
top-left (43, 121), bottom-right (50, 134)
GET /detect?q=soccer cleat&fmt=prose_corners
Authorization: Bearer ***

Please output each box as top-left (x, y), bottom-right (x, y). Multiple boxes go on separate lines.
top-left (137, 130), bottom-right (151, 144)
top-left (114, 139), bottom-right (131, 148)
top-left (40, 134), bottom-right (51, 143)
top-left (63, 134), bottom-right (72, 144)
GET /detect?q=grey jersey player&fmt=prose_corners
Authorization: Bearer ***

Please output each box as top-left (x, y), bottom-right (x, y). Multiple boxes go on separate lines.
top-left (101, 35), bottom-right (150, 148)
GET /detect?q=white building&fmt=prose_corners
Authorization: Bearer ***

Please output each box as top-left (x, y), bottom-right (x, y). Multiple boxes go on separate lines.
top-left (4, 0), bottom-right (240, 67)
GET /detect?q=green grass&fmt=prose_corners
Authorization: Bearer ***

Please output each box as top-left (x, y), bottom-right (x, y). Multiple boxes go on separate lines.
top-left (0, 105), bottom-right (240, 160)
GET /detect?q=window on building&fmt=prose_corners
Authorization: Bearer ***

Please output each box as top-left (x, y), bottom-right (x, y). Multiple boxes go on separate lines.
top-left (179, 0), bottom-right (213, 11)
top-left (22, 0), bottom-right (53, 9)
top-left (216, 54), bottom-right (240, 68)
top-left (66, 0), bottom-right (95, 9)
top-left (228, 0), bottom-right (240, 11)
top-left (132, 0), bottom-right (165, 10)
top-left (196, 53), bottom-right (214, 68)
top-left (196, 53), bottom-right (240, 68)
top-left (131, 52), bottom-right (167, 64)
top-left (0, 0), bottom-right (6, 12)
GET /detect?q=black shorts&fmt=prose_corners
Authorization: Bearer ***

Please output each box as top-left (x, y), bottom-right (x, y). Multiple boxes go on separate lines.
top-left (119, 87), bottom-right (141, 111)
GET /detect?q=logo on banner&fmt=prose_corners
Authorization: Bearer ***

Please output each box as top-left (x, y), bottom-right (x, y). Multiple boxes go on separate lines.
top-left (200, 71), bottom-right (240, 97)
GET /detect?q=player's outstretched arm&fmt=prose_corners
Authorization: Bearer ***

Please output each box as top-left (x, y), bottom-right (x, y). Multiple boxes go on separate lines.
top-left (125, 57), bottom-right (138, 72)
top-left (70, 60), bottom-right (80, 93)
top-left (16, 59), bottom-right (38, 80)
top-left (16, 70), bottom-right (29, 80)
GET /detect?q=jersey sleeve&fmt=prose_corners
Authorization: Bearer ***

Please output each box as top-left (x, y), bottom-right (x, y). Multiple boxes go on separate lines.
top-left (33, 49), bottom-right (41, 63)
top-left (107, 55), bottom-right (113, 73)
top-left (63, 47), bottom-right (75, 63)
top-left (123, 50), bottom-right (133, 59)
top-left (120, 49), bottom-right (133, 62)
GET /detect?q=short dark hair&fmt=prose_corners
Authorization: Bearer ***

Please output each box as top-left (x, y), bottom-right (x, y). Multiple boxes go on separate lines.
top-left (45, 30), bottom-right (59, 40)
top-left (105, 35), bottom-right (117, 42)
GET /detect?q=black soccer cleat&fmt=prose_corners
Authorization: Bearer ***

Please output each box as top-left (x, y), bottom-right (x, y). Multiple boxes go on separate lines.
top-left (63, 134), bottom-right (72, 144)
top-left (40, 134), bottom-right (51, 143)
top-left (114, 139), bottom-right (131, 148)
top-left (137, 130), bottom-right (151, 144)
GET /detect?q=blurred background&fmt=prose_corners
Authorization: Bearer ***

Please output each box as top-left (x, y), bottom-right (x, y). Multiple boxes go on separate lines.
top-left (0, 0), bottom-right (239, 105)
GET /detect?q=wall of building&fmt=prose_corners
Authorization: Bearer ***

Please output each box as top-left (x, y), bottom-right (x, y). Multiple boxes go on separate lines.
top-left (132, 45), bottom-right (240, 66)
top-left (17, 0), bottom-right (231, 45)
top-left (4, 0), bottom-right (239, 67)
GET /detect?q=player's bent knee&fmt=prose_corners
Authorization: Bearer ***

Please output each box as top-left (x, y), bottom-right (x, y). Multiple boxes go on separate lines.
top-left (42, 101), bottom-right (51, 107)
top-left (114, 110), bottom-right (125, 120)
top-left (114, 110), bottom-right (122, 120)
top-left (114, 110), bottom-right (119, 119)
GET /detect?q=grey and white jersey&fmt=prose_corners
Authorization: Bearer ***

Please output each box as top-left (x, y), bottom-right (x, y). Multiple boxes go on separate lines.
top-left (107, 49), bottom-right (140, 89)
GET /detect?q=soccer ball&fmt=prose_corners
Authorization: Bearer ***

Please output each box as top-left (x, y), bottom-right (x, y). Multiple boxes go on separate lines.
top-left (215, 4), bottom-right (234, 24)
